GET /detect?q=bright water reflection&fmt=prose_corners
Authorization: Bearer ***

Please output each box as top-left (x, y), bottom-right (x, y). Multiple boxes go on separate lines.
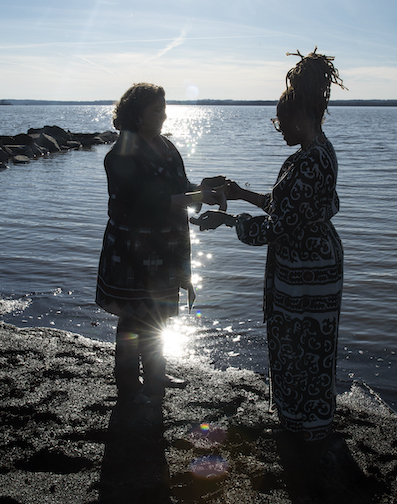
top-left (162, 319), bottom-right (197, 359)
top-left (164, 105), bottom-right (215, 159)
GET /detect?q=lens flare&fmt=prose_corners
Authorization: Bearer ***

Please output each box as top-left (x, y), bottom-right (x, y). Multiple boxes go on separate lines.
top-left (186, 85), bottom-right (199, 100)
top-left (190, 455), bottom-right (228, 479)
top-left (189, 423), bottom-right (227, 449)
top-left (118, 332), bottom-right (138, 346)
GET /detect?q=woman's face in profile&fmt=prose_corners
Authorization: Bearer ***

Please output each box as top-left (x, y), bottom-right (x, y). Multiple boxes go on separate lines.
top-left (138, 96), bottom-right (167, 138)
top-left (276, 106), bottom-right (301, 147)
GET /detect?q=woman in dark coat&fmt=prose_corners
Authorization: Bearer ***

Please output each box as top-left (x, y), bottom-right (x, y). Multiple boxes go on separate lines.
top-left (96, 83), bottom-right (225, 402)
top-left (191, 50), bottom-right (346, 440)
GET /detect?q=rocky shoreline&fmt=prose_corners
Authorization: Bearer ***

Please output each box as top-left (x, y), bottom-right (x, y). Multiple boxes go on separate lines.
top-left (0, 126), bottom-right (118, 169)
top-left (0, 321), bottom-right (396, 503)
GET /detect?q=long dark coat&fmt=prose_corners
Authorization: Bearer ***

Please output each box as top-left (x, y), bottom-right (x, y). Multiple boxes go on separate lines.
top-left (96, 131), bottom-right (193, 327)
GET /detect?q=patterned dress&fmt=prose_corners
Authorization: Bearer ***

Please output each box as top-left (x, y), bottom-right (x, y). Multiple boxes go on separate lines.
top-left (96, 131), bottom-right (194, 330)
top-left (235, 135), bottom-right (343, 440)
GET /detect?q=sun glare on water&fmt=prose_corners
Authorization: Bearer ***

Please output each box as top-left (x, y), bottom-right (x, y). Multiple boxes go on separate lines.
top-left (162, 105), bottom-right (214, 158)
top-left (162, 320), bottom-right (197, 358)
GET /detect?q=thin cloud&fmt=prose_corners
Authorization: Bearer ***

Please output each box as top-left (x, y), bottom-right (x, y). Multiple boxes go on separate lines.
top-left (0, 58), bottom-right (66, 77)
top-left (0, 33), bottom-right (274, 52)
top-left (146, 25), bottom-right (191, 62)
top-left (75, 55), bottom-right (119, 76)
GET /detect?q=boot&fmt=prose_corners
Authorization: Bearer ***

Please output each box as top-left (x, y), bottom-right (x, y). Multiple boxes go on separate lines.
top-left (115, 330), bottom-right (141, 401)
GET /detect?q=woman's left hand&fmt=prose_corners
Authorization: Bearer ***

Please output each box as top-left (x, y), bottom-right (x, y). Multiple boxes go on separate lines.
top-left (200, 189), bottom-right (227, 211)
top-left (200, 175), bottom-right (227, 189)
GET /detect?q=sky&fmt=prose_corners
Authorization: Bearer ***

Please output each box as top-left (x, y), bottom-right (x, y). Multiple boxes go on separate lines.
top-left (1, 0), bottom-right (396, 101)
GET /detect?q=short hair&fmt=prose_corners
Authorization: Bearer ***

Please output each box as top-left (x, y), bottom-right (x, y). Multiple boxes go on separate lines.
top-left (278, 47), bottom-right (347, 124)
top-left (112, 83), bottom-right (165, 131)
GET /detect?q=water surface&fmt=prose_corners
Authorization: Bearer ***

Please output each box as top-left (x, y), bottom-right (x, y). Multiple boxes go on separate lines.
top-left (1, 104), bottom-right (396, 407)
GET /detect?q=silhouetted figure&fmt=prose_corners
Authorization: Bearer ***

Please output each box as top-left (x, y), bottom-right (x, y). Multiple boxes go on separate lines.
top-left (191, 48), bottom-right (346, 441)
top-left (96, 83), bottom-right (226, 403)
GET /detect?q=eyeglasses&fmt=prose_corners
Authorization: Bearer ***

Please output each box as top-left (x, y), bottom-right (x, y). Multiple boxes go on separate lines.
top-left (271, 118), bottom-right (282, 132)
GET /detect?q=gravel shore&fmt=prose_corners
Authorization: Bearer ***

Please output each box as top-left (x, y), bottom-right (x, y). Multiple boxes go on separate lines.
top-left (0, 321), bottom-right (396, 503)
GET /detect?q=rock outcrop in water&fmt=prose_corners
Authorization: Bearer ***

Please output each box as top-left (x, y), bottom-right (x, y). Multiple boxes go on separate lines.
top-left (0, 125), bottom-right (118, 169)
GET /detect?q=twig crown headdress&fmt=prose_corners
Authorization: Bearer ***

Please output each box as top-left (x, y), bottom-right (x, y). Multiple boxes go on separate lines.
top-left (282, 46), bottom-right (347, 120)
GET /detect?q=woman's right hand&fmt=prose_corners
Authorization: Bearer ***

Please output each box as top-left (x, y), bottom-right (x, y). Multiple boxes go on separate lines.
top-left (225, 180), bottom-right (244, 200)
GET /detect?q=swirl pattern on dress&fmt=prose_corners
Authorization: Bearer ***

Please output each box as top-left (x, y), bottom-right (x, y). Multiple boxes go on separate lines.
top-left (235, 135), bottom-right (343, 440)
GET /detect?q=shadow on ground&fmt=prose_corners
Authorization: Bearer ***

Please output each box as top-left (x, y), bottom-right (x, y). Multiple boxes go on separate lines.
top-left (98, 387), bottom-right (172, 504)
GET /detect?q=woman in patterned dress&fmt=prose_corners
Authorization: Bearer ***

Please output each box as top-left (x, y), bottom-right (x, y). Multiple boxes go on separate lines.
top-left (191, 50), bottom-right (346, 440)
top-left (96, 83), bottom-right (226, 402)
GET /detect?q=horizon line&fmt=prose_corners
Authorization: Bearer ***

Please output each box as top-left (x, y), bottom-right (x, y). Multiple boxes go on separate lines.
top-left (1, 98), bottom-right (397, 107)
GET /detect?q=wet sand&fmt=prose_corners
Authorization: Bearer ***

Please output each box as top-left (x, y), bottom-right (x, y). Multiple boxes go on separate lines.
top-left (0, 321), bottom-right (396, 504)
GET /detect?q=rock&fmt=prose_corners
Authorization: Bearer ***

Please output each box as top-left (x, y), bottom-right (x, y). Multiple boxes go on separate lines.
top-left (43, 125), bottom-right (72, 140)
top-left (12, 154), bottom-right (30, 164)
top-left (72, 131), bottom-right (118, 147)
top-left (31, 143), bottom-right (49, 157)
top-left (0, 147), bottom-right (9, 162)
top-left (0, 134), bottom-right (34, 146)
top-left (35, 132), bottom-right (61, 153)
top-left (0, 135), bottom-right (16, 146)
top-left (73, 133), bottom-right (102, 147)
top-left (1, 146), bottom-right (14, 159)
top-left (13, 133), bottom-right (34, 145)
top-left (43, 125), bottom-right (73, 150)
top-left (27, 127), bottom-right (42, 134)
top-left (3, 144), bottom-right (34, 158)
top-left (97, 130), bottom-right (118, 143)
top-left (0, 126), bottom-right (118, 168)
top-left (65, 140), bottom-right (82, 149)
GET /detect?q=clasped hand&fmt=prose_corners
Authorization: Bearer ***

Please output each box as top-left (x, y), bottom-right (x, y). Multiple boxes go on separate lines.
top-left (198, 175), bottom-right (228, 212)
top-left (198, 177), bottom-right (244, 210)
top-left (190, 178), bottom-right (244, 230)
top-left (224, 180), bottom-right (243, 200)
top-left (190, 210), bottom-right (229, 231)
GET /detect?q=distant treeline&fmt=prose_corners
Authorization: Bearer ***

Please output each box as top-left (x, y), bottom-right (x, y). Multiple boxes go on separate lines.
top-left (0, 99), bottom-right (116, 106)
top-left (1, 99), bottom-right (397, 107)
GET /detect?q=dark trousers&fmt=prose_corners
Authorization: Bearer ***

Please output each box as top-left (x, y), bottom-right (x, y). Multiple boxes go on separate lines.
top-left (115, 315), bottom-right (166, 397)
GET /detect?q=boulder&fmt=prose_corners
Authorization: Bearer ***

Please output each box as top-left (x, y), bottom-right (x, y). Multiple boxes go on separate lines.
top-left (0, 126), bottom-right (118, 168)
top-left (0, 148), bottom-right (9, 162)
top-left (13, 154), bottom-right (30, 164)
top-left (13, 133), bottom-right (34, 145)
top-left (31, 143), bottom-right (49, 157)
top-left (43, 125), bottom-right (73, 149)
top-left (71, 131), bottom-right (118, 147)
top-left (3, 144), bottom-right (34, 158)
top-left (71, 133), bottom-right (99, 147)
top-left (1, 146), bottom-right (14, 158)
top-left (35, 133), bottom-right (61, 153)
top-left (97, 131), bottom-right (118, 143)
top-left (65, 140), bottom-right (82, 150)
top-left (0, 136), bottom-right (16, 146)
top-left (28, 126), bottom-right (71, 150)
top-left (43, 125), bottom-right (72, 141)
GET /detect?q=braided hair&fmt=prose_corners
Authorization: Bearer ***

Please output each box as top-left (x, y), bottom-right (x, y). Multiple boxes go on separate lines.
top-left (279, 46), bottom-right (347, 124)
